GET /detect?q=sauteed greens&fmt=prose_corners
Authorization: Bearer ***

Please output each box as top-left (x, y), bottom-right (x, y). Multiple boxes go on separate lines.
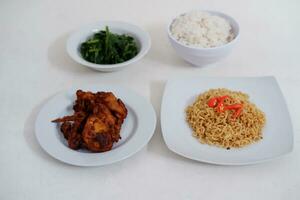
top-left (80, 26), bottom-right (138, 64)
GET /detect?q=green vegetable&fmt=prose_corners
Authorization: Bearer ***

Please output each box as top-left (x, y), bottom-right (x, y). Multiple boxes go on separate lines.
top-left (80, 26), bottom-right (139, 64)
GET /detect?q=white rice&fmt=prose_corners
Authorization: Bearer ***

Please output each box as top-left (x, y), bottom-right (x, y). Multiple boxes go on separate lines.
top-left (170, 11), bottom-right (234, 48)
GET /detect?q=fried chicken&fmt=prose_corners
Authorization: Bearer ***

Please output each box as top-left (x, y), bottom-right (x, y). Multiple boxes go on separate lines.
top-left (52, 90), bottom-right (127, 152)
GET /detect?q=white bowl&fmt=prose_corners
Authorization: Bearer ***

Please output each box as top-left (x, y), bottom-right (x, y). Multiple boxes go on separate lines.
top-left (67, 21), bottom-right (151, 72)
top-left (167, 10), bottom-right (240, 67)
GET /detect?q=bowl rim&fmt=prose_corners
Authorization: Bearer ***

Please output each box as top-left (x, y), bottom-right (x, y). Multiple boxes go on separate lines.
top-left (167, 10), bottom-right (240, 51)
top-left (67, 20), bottom-right (151, 70)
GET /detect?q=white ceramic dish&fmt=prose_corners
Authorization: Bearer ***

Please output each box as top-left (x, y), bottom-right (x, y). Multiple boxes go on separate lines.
top-left (161, 76), bottom-right (293, 165)
top-left (35, 85), bottom-right (156, 166)
top-left (67, 21), bottom-right (151, 72)
top-left (167, 10), bottom-right (239, 66)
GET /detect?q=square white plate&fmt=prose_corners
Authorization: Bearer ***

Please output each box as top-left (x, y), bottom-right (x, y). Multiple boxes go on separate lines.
top-left (161, 76), bottom-right (293, 165)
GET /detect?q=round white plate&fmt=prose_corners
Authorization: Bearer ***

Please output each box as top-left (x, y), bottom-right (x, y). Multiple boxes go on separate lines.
top-left (35, 85), bottom-right (156, 166)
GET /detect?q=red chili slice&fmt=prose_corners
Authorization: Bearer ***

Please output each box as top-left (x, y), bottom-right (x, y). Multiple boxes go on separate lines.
top-left (208, 97), bottom-right (218, 107)
top-left (207, 95), bottom-right (243, 119)
top-left (225, 104), bottom-right (243, 110)
top-left (232, 107), bottom-right (243, 119)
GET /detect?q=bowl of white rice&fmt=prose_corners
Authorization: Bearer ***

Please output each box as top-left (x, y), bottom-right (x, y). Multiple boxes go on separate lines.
top-left (168, 10), bottom-right (239, 66)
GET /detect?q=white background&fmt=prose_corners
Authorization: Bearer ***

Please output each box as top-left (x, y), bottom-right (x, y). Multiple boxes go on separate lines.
top-left (1, 0), bottom-right (300, 199)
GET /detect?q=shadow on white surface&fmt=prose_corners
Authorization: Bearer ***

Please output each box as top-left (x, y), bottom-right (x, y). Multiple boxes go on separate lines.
top-left (23, 95), bottom-right (68, 167)
top-left (145, 23), bottom-right (194, 69)
top-left (148, 80), bottom-right (203, 165)
top-left (47, 33), bottom-right (93, 74)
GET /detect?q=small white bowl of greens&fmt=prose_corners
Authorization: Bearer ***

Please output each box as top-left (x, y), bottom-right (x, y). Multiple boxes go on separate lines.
top-left (67, 21), bottom-right (151, 72)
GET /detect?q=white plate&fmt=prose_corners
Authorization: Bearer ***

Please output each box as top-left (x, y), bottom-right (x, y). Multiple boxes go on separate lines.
top-left (35, 85), bottom-right (156, 166)
top-left (161, 76), bottom-right (293, 165)
top-left (67, 21), bottom-right (151, 72)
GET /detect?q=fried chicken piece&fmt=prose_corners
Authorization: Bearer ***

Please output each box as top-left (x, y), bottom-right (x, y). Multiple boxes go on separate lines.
top-left (52, 111), bottom-right (87, 123)
top-left (82, 116), bottom-right (114, 152)
top-left (52, 115), bottom-right (77, 123)
top-left (94, 92), bottom-right (127, 143)
top-left (53, 111), bottom-right (87, 149)
top-left (60, 122), bottom-right (72, 139)
top-left (52, 90), bottom-right (127, 153)
top-left (92, 103), bottom-right (122, 142)
top-left (93, 104), bottom-right (116, 126)
top-left (68, 131), bottom-right (83, 150)
top-left (96, 92), bottom-right (128, 120)
top-left (73, 90), bottom-right (96, 113)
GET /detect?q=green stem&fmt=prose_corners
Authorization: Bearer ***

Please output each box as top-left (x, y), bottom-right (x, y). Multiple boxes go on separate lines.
top-left (105, 26), bottom-right (110, 60)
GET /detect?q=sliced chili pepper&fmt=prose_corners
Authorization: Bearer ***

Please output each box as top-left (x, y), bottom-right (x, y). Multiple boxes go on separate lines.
top-left (207, 97), bottom-right (218, 107)
top-left (207, 95), bottom-right (243, 119)
top-left (216, 103), bottom-right (225, 113)
top-left (215, 96), bottom-right (229, 112)
top-left (225, 104), bottom-right (243, 110)
top-left (207, 96), bottom-right (229, 108)
top-left (232, 107), bottom-right (243, 119)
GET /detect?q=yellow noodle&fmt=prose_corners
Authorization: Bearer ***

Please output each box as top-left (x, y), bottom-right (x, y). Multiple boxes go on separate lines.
top-left (186, 88), bottom-right (266, 149)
